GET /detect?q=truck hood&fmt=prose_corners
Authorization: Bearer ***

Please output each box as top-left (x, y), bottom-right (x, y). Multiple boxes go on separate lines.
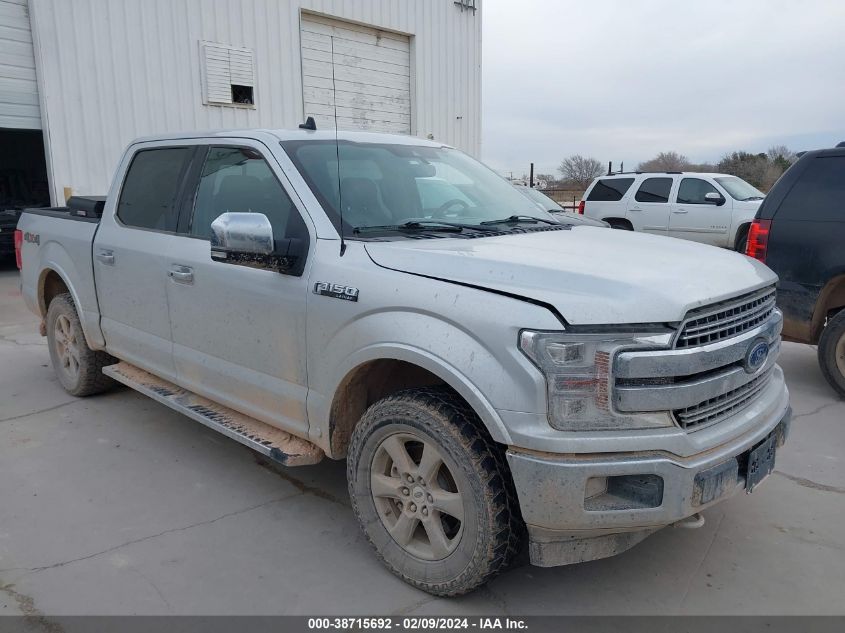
top-left (733, 199), bottom-right (764, 213)
top-left (364, 226), bottom-right (777, 325)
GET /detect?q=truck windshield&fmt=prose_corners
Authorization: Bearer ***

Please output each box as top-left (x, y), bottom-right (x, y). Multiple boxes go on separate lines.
top-left (281, 140), bottom-right (551, 236)
top-left (714, 176), bottom-right (765, 201)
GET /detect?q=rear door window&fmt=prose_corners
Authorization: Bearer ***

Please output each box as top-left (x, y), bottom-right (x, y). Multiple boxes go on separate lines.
top-left (587, 178), bottom-right (635, 201)
top-left (677, 178), bottom-right (720, 204)
top-left (116, 148), bottom-right (193, 231)
top-left (635, 177), bottom-right (673, 203)
top-left (775, 156), bottom-right (845, 222)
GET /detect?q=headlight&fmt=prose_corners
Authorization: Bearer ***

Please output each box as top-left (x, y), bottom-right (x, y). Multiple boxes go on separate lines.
top-left (519, 330), bottom-right (674, 431)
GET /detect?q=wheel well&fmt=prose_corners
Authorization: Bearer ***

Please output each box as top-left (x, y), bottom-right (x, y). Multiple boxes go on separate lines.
top-left (813, 275), bottom-right (845, 340)
top-left (734, 223), bottom-right (751, 249)
top-left (328, 359), bottom-right (452, 458)
top-left (39, 269), bottom-right (70, 316)
top-left (605, 217), bottom-right (633, 230)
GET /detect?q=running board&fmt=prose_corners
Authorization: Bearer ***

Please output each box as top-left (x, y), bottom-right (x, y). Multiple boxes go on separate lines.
top-left (103, 362), bottom-right (324, 467)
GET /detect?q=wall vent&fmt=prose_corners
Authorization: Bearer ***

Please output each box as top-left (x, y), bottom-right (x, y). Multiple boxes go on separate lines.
top-left (201, 42), bottom-right (255, 106)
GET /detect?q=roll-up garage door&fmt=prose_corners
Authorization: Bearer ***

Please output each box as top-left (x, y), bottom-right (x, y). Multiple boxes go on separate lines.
top-left (300, 13), bottom-right (411, 135)
top-left (0, 0), bottom-right (40, 129)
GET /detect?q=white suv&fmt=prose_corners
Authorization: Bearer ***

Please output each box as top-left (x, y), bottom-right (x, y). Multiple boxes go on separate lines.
top-left (579, 172), bottom-right (765, 251)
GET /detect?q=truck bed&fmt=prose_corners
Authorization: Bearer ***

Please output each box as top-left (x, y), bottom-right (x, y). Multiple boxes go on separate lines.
top-left (23, 196), bottom-right (106, 223)
top-left (23, 207), bottom-right (101, 223)
top-left (18, 202), bottom-right (105, 350)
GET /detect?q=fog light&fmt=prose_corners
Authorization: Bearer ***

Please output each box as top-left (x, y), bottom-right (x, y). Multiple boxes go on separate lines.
top-left (584, 474), bottom-right (664, 511)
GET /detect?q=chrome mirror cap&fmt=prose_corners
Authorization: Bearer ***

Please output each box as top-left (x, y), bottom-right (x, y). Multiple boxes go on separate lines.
top-left (210, 212), bottom-right (274, 255)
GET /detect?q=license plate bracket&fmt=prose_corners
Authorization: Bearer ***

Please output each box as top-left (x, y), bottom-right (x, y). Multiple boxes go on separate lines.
top-left (746, 433), bottom-right (777, 492)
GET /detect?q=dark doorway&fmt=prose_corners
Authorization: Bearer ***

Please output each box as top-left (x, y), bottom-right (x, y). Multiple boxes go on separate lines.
top-left (0, 128), bottom-right (50, 259)
top-left (0, 128), bottom-right (50, 211)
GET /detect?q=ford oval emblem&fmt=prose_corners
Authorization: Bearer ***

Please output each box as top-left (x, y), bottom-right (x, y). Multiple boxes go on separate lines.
top-left (744, 340), bottom-right (770, 374)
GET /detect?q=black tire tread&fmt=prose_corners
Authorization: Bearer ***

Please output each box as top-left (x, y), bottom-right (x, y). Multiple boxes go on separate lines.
top-left (347, 386), bottom-right (524, 596)
top-left (735, 224), bottom-right (750, 253)
top-left (817, 309), bottom-right (845, 398)
top-left (47, 293), bottom-right (116, 397)
top-left (607, 218), bottom-right (633, 231)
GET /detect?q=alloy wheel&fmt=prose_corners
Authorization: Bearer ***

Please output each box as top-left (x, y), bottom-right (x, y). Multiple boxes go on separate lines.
top-left (370, 432), bottom-right (465, 561)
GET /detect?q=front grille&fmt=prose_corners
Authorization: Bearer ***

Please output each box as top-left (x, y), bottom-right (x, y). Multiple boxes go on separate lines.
top-left (674, 368), bottom-right (775, 431)
top-left (676, 286), bottom-right (776, 348)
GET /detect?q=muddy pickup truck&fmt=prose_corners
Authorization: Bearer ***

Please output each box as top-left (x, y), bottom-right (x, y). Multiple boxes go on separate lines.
top-left (16, 129), bottom-right (791, 596)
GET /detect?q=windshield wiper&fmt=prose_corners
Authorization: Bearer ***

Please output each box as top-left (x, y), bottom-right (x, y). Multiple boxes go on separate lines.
top-left (480, 214), bottom-right (559, 226)
top-left (741, 196), bottom-right (765, 201)
top-left (353, 221), bottom-right (464, 234)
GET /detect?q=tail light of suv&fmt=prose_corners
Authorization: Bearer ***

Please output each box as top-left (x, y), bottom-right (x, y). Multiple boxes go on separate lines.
top-left (577, 200), bottom-right (585, 215)
top-left (746, 219), bottom-right (771, 263)
top-left (14, 229), bottom-right (23, 270)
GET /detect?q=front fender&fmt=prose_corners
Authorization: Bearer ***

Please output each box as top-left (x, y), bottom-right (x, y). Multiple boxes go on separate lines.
top-left (328, 340), bottom-right (516, 445)
top-left (304, 241), bottom-right (561, 454)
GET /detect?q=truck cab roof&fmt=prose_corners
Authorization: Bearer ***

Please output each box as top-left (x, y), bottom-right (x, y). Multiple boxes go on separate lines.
top-left (131, 128), bottom-right (452, 149)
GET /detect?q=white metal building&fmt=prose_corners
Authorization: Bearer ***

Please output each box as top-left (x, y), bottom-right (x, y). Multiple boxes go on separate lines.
top-left (0, 0), bottom-right (481, 207)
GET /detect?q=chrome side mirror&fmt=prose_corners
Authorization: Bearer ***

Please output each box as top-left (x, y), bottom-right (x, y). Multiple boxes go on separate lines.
top-left (209, 212), bottom-right (308, 275)
top-left (704, 192), bottom-right (725, 206)
top-left (210, 212), bottom-right (274, 256)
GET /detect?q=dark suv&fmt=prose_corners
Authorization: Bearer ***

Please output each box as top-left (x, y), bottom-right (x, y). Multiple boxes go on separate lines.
top-left (746, 144), bottom-right (845, 397)
top-left (0, 209), bottom-right (22, 260)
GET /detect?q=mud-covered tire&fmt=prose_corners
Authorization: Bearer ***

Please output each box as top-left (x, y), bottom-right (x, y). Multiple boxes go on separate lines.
top-left (46, 293), bottom-right (116, 397)
top-left (347, 387), bottom-right (523, 596)
top-left (818, 309), bottom-right (845, 398)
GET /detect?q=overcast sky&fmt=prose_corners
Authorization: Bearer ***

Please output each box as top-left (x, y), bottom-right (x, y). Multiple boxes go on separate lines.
top-left (481, 0), bottom-right (845, 177)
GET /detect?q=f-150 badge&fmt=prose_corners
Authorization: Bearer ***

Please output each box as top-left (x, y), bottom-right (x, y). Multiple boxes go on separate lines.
top-left (314, 282), bottom-right (359, 302)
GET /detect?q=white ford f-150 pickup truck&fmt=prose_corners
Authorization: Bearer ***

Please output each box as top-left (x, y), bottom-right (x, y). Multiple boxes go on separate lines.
top-left (16, 129), bottom-right (791, 596)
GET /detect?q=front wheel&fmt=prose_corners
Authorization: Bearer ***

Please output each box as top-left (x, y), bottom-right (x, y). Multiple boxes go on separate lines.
top-left (818, 310), bottom-right (845, 398)
top-left (347, 388), bottom-right (523, 596)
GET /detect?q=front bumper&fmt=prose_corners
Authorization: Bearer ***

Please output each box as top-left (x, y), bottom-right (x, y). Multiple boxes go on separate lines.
top-left (506, 397), bottom-right (791, 567)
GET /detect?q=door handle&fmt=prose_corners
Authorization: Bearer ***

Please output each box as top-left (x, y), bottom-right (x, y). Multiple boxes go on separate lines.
top-left (629, 208), bottom-right (642, 212)
top-left (673, 208), bottom-right (688, 214)
top-left (96, 250), bottom-right (115, 265)
top-left (168, 265), bottom-right (194, 285)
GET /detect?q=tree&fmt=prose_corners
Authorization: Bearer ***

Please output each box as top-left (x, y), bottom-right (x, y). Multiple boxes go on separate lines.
top-left (638, 151), bottom-right (690, 172)
top-left (717, 151), bottom-right (770, 188)
top-left (558, 155), bottom-right (603, 189)
top-left (767, 145), bottom-right (797, 172)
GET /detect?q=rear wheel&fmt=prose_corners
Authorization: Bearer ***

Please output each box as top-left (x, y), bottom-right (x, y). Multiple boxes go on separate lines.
top-left (607, 219), bottom-right (633, 231)
top-left (347, 388), bottom-right (522, 596)
top-left (735, 225), bottom-right (750, 253)
top-left (46, 293), bottom-right (116, 397)
top-left (818, 310), bottom-right (845, 398)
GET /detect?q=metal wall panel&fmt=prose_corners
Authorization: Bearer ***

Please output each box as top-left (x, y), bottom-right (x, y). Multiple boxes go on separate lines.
top-left (28, 0), bottom-right (482, 204)
top-left (0, 0), bottom-right (40, 129)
